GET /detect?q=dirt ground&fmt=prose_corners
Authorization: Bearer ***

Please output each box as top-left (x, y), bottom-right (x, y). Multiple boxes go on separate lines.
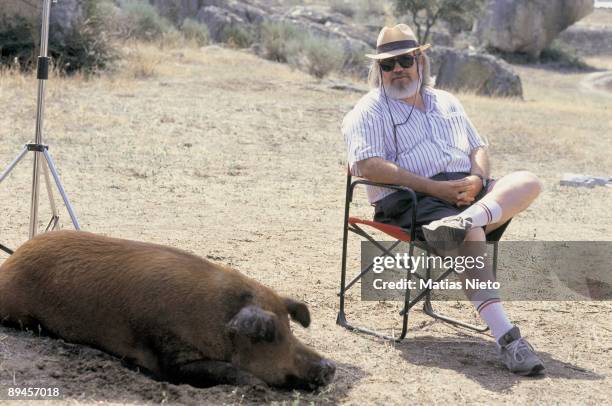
top-left (0, 43), bottom-right (611, 405)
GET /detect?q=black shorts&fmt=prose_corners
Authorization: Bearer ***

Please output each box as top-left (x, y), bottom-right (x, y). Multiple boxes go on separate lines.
top-left (373, 172), bottom-right (511, 242)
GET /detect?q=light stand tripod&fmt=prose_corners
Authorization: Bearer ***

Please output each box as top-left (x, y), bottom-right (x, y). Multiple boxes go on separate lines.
top-left (0, 0), bottom-right (80, 245)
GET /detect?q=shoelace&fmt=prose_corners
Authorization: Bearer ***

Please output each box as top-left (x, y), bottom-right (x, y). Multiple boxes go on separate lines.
top-left (441, 216), bottom-right (471, 228)
top-left (507, 338), bottom-right (535, 362)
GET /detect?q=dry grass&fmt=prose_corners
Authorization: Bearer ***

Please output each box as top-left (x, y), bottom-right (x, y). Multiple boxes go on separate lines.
top-left (579, 8), bottom-right (612, 28)
top-left (0, 42), bottom-right (611, 404)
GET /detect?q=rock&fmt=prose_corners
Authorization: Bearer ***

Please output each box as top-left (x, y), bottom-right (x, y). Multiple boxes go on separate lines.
top-left (196, 5), bottom-right (246, 42)
top-left (428, 46), bottom-right (523, 98)
top-left (476, 0), bottom-right (594, 57)
top-left (2, 0), bottom-right (84, 42)
top-left (286, 5), bottom-right (348, 25)
top-left (149, 0), bottom-right (202, 25)
top-left (560, 173), bottom-right (612, 188)
top-left (49, 0), bottom-right (84, 34)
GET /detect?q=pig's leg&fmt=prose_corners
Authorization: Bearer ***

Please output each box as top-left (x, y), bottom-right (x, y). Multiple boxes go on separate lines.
top-left (167, 359), bottom-right (265, 387)
top-left (153, 334), bottom-right (265, 387)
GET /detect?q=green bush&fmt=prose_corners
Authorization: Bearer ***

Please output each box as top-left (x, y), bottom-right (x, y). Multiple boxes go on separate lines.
top-left (259, 21), bottom-right (360, 79)
top-left (487, 42), bottom-right (592, 71)
top-left (286, 34), bottom-right (346, 79)
top-left (52, 17), bottom-right (117, 75)
top-left (118, 0), bottom-right (174, 41)
top-left (260, 21), bottom-right (299, 62)
top-left (220, 25), bottom-right (254, 49)
top-left (539, 41), bottom-right (591, 70)
top-left (0, 15), bottom-right (36, 70)
top-left (180, 19), bottom-right (209, 46)
top-left (0, 1), bottom-right (118, 75)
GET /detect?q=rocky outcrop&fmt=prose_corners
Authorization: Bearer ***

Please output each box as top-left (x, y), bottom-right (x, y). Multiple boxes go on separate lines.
top-left (429, 46), bottom-right (523, 98)
top-left (476, 0), bottom-right (594, 57)
top-left (146, 1), bottom-right (522, 97)
top-left (49, 0), bottom-right (84, 35)
top-left (2, 0), bottom-right (84, 42)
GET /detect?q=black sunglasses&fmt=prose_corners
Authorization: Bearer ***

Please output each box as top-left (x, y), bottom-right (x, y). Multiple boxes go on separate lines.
top-left (379, 54), bottom-right (416, 72)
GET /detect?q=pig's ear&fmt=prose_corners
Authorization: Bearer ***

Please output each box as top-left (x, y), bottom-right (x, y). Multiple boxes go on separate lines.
top-left (227, 305), bottom-right (277, 343)
top-left (284, 298), bottom-right (310, 328)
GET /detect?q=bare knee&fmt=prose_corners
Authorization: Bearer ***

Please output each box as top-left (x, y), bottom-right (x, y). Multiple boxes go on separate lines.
top-left (515, 170), bottom-right (543, 199)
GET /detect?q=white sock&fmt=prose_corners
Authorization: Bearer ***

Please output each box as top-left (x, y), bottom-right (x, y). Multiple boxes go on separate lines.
top-left (460, 199), bottom-right (502, 228)
top-left (473, 298), bottom-right (514, 342)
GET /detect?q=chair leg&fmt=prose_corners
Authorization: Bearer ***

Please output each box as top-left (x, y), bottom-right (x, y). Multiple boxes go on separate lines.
top-left (422, 295), bottom-right (489, 333)
top-left (420, 250), bottom-right (490, 333)
top-left (337, 230), bottom-right (411, 341)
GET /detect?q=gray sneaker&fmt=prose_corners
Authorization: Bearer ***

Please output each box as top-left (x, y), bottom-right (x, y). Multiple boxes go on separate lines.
top-left (498, 326), bottom-right (545, 376)
top-left (422, 216), bottom-right (471, 251)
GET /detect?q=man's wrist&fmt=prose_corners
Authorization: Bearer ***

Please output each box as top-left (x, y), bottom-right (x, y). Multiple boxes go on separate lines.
top-left (423, 178), bottom-right (438, 196)
top-left (471, 173), bottom-right (488, 189)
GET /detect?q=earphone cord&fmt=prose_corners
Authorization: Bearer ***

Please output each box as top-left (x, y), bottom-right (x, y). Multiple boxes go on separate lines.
top-left (380, 56), bottom-right (422, 161)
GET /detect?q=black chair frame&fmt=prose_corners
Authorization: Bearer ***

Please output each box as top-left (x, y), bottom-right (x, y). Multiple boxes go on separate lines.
top-left (337, 172), bottom-right (499, 342)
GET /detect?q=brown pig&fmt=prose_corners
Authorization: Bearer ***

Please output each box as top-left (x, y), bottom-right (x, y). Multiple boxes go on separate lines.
top-left (0, 230), bottom-right (335, 389)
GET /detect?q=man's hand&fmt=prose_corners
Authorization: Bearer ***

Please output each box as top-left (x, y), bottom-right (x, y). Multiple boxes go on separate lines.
top-left (429, 176), bottom-right (482, 206)
top-left (456, 175), bottom-right (484, 206)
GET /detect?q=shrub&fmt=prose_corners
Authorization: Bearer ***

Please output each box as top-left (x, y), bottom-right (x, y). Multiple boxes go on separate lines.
top-left (539, 41), bottom-right (591, 71)
top-left (487, 42), bottom-right (592, 71)
top-left (180, 19), bottom-right (209, 46)
top-left (220, 25), bottom-right (254, 49)
top-left (260, 21), bottom-right (299, 62)
top-left (125, 45), bottom-right (161, 78)
top-left (287, 34), bottom-right (346, 79)
top-left (51, 17), bottom-right (117, 75)
top-left (118, 0), bottom-right (174, 41)
top-left (158, 27), bottom-right (185, 49)
top-left (260, 21), bottom-right (362, 79)
top-left (0, 15), bottom-right (36, 70)
top-left (0, 1), bottom-right (118, 75)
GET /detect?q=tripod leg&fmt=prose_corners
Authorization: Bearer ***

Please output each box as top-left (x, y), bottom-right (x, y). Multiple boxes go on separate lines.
top-left (0, 147), bottom-right (29, 183)
top-left (42, 163), bottom-right (60, 231)
top-left (42, 149), bottom-right (81, 230)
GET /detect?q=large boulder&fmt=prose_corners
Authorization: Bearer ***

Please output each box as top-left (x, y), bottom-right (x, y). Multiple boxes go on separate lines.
top-left (428, 46), bottom-right (523, 98)
top-left (1, 0), bottom-right (84, 40)
top-left (149, 0), bottom-right (203, 25)
top-left (196, 5), bottom-right (245, 42)
top-left (49, 0), bottom-right (84, 35)
top-left (476, 0), bottom-right (594, 57)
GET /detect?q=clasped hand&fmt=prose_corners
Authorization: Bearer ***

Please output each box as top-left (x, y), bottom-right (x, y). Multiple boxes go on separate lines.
top-left (430, 176), bottom-right (482, 206)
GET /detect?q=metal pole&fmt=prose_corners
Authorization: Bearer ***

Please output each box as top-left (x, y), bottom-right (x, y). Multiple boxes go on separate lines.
top-left (29, 0), bottom-right (53, 239)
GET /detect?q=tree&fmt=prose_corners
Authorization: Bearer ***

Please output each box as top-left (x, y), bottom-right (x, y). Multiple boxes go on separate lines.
top-left (394, 0), bottom-right (486, 44)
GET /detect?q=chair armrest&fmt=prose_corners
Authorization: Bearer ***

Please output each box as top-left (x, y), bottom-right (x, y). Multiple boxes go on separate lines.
top-left (349, 179), bottom-right (417, 205)
top-left (348, 178), bottom-right (418, 241)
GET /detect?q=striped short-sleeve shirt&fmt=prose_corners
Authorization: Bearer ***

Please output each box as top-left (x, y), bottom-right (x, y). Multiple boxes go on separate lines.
top-left (342, 87), bottom-right (488, 203)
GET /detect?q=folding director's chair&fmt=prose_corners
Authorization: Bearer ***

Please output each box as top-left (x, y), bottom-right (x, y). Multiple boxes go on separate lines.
top-left (337, 170), bottom-right (502, 341)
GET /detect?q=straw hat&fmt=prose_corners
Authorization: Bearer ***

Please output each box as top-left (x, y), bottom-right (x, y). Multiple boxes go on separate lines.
top-left (365, 24), bottom-right (431, 60)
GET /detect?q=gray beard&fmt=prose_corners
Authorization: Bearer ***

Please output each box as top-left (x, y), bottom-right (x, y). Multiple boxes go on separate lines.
top-left (385, 78), bottom-right (420, 100)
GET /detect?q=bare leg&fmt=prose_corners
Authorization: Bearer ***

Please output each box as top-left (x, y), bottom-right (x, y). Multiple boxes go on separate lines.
top-left (165, 359), bottom-right (265, 388)
top-left (483, 171), bottom-right (542, 233)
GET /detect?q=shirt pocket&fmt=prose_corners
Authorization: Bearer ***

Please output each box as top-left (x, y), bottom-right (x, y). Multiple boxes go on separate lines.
top-left (429, 112), bottom-right (471, 154)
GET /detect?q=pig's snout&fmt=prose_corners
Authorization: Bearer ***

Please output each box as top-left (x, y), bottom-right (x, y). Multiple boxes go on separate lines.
top-left (311, 359), bottom-right (336, 387)
top-left (284, 358), bottom-right (336, 390)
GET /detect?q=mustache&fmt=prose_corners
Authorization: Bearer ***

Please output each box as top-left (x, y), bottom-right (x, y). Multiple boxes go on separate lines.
top-left (391, 73), bottom-right (410, 80)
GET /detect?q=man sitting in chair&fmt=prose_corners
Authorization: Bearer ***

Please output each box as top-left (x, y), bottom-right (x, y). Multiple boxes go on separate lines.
top-left (342, 24), bottom-right (545, 376)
